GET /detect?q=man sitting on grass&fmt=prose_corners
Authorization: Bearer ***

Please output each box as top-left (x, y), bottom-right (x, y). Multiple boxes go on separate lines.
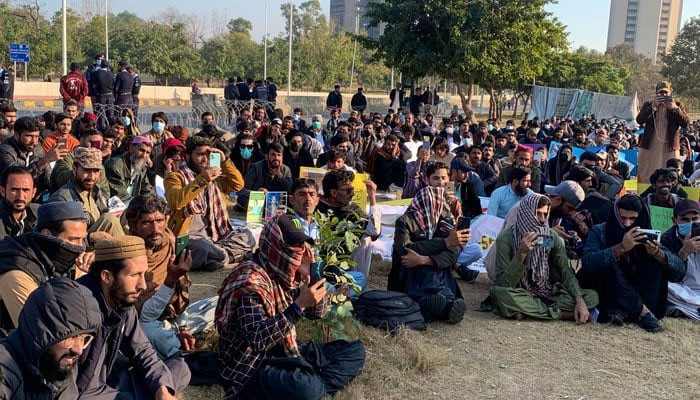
top-left (484, 193), bottom-right (598, 323)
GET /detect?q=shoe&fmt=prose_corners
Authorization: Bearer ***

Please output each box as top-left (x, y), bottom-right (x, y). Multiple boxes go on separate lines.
top-left (423, 294), bottom-right (447, 318)
top-left (589, 307), bottom-right (599, 324)
top-left (447, 299), bottom-right (467, 324)
top-left (638, 312), bottom-right (664, 333)
top-left (606, 311), bottom-right (625, 326)
top-left (456, 265), bottom-right (480, 283)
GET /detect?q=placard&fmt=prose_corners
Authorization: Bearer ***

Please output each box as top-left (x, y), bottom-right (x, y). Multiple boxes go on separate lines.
top-left (649, 205), bottom-right (674, 233)
top-left (246, 191), bottom-right (265, 223)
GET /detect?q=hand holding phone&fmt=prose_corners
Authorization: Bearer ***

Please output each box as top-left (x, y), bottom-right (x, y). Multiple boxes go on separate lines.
top-left (457, 216), bottom-right (471, 231)
top-left (534, 234), bottom-right (554, 248)
top-left (57, 136), bottom-right (67, 150)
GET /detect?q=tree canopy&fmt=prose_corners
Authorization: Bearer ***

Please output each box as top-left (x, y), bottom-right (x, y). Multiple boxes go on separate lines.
top-left (662, 17), bottom-right (700, 102)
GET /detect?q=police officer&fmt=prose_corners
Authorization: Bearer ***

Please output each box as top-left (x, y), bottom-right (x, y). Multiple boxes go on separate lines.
top-left (114, 60), bottom-right (134, 119)
top-left (92, 60), bottom-right (115, 130)
top-left (85, 54), bottom-right (104, 110)
top-left (128, 66), bottom-right (141, 119)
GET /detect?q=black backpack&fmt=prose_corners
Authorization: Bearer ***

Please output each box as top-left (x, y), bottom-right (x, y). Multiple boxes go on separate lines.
top-left (353, 290), bottom-right (425, 335)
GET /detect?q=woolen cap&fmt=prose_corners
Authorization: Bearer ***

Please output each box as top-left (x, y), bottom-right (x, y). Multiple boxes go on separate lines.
top-left (37, 201), bottom-right (86, 225)
top-left (94, 236), bottom-right (147, 262)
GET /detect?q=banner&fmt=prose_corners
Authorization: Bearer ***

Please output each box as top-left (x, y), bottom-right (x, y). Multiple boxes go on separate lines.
top-left (468, 214), bottom-right (505, 251)
top-left (649, 205), bottom-right (674, 233)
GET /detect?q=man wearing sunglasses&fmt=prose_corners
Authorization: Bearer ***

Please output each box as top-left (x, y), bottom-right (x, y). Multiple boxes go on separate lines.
top-left (0, 277), bottom-right (102, 399)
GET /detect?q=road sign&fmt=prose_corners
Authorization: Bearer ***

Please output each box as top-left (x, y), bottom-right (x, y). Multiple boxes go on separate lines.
top-left (9, 43), bottom-right (30, 63)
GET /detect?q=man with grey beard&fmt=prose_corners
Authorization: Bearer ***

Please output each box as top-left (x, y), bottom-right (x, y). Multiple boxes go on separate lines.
top-left (105, 135), bottom-right (155, 202)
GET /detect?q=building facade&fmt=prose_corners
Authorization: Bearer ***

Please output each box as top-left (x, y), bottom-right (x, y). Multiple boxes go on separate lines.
top-left (330, 0), bottom-right (385, 40)
top-left (606, 0), bottom-right (683, 63)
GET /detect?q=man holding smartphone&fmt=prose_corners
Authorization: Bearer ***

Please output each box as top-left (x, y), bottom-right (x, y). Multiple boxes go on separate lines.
top-left (485, 193), bottom-right (598, 324)
top-left (636, 81), bottom-right (690, 184)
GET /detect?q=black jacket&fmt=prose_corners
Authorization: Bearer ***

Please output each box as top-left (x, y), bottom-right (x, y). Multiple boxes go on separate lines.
top-left (224, 83), bottom-right (240, 101)
top-left (0, 202), bottom-right (38, 240)
top-left (0, 278), bottom-right (102, 400)
top-left (113, 70), bottom-right (134, 97)
top-left (0, 137), bottom-right (50, 199)
top-left (326, 91), bottom-right (343, 109)
top-left (283, 148), bottom-right (315, 181)
top-left (351, 93), bottom-right (367, 111)
top-left (76, 274), bottom-right (176, 397)
top-left (92, 68), bottom-right (114, 95)
top-left (267, 83), bottom-right (278, 102)
top-left (236, 82), bottom-right (251, 100)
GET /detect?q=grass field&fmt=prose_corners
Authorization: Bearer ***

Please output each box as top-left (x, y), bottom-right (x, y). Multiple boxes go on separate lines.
top-left (181, 257), bottom-right (700, 400)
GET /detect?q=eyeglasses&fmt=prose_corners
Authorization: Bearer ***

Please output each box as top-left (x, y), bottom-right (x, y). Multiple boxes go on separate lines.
top-left (240, 144), bottom-right (255, 149)
top-left (58, 333), bottom-right (94, 350)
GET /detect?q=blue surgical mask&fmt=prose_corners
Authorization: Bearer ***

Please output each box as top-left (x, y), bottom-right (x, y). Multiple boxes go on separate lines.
top-left (454, 126), bottom-right (460, 133)
top-left (121, 116), bottom-right (131, 127)
top-left (293, 114), bottom-right (300, 121)
top-left (678, 222), bottom-right (693, 237)
top-left (461, 138), bottom-right (472, 146)
top-left (506, 125), bottom-right (513, 130)
top-left (152, 121), bottom-right (165, 132)
top-left (487, 124), bottom-right (494, 131)
top-left (312, 121), bottom-right (322, 130)
top-left (545, 124), bottom-right (551, 129)
top-left (240, 148), bottom-right (253, 160)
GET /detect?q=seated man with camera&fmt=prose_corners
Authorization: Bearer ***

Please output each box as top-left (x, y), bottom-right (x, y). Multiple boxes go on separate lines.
top-left (484, 193), bottom-right (598, 323)
top-left (580, 195), bottom-right (685, 332)
top-left (659, 199), bottom-right (700, 321)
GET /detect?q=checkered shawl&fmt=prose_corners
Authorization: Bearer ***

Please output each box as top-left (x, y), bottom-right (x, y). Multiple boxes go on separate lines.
top-left (408, 186), bottom-right (449, 240)
top-left (216, 216), bottom-right (302, 356)
top-left (512, 193), bottom-right (553, 299)
top-left (178, 161), bottom-right (231, 242)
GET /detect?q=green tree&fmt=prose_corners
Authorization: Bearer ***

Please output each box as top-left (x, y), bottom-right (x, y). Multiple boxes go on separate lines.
top-left (363, 0), bottom-right (568, 119)
top-left (227, 17), bottom-right (253, 35)
top-left (280, 0), bottom-right (326, 40)
top-left (605, 44), bottom-right (662, 102)
top-left (662, 17), bottom-right (700, 101)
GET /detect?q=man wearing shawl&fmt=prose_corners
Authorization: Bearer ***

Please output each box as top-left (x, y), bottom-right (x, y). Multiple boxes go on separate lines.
top-left (636, 81), bottom-right (690, 184)
top-left (487, 193), bottom-right (598, 322)
top-left (367, 134), bottom-right (407, 191)
top-left (216, 215), bottom-right (365, 399)
top-left (581, 195), bottom-right (686, 332)
top-left (388, 186), bottom-right (470, 324)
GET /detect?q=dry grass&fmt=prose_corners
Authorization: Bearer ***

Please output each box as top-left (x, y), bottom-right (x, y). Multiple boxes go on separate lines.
top-left (180, 257), bottom-right (700, 400)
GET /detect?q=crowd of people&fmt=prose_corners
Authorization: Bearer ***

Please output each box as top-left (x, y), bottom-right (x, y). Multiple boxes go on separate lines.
top-left (0, 72), bottom-right (698, 400)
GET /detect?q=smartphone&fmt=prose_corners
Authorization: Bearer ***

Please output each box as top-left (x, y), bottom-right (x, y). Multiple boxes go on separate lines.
top-left (209, 152), bottom-right (221, 168)
top-left (310, 261), bottom-right (324, 284)
top-left (692, 222), bottom-right (700, 238)
top-left (422, 135), bottom-right (431, 151)
top-left (534, 151), bottom-right (543, 162)
top-left (57, 136), bottom-right (67, 150)
top-left (456, 216), bottom-right (471, 231)
top-left (175, 234), bottom-right (190, 257)
top-left (638, 229), bottom-right (661, 243)
top-left (90, 140), bottom-right (102, 150)
top-left (663, 95), bottom-right (673, 103)
top-left (535, 234), bottom-right (554, 248)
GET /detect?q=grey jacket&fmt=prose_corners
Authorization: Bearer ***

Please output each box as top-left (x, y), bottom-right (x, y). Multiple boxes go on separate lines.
top-left (0, 278), bottom-right (102, 400)
top-left (0, 137), bottom-right (50, 197)
top-left (49, 178), bottom-right (109, 227)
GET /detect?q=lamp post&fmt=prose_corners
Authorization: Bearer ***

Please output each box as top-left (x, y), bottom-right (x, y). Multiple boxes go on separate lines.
top-left (62, 0), bottom-right (67, 75)
top-left (287, 1), bottom-right (293, 97)
top-left (264, 0), bottom-right (268, 80)
top-left (105, 0), bottom-right (109, 61)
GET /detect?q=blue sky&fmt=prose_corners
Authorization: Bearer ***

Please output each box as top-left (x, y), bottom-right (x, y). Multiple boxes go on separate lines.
top-left (49, 0), bottom-right (700, 51)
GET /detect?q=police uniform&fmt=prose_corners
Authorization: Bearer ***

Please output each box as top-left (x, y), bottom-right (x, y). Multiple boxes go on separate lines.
top-left (114, 68), bottom-right (134, 116)
top-left (131, 73), bottom-right (142, 118)
top-left (92, 66), bottom-right (115, 129)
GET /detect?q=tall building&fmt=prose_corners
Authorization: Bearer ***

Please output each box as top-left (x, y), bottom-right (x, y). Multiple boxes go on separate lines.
top-left (606, 0), bottom-right (683, 63)
top-left (330, 0), bottom-right (385, 40)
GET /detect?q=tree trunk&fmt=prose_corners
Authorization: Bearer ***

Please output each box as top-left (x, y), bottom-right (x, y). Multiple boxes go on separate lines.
top-left (521, 94), bottom-right (530, 119)
top-left (456, 81), bottom-right (474, 120)
top-left (488, 86), bottom-right (495, 120)
top-left (512, 94), bottom-right (520, 118)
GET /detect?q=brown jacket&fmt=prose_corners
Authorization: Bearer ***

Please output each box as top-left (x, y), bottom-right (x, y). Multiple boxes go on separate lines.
top-left (636, 100), bottom-right (690, 151)
top-left (165, 159), bottom-right (244, 236)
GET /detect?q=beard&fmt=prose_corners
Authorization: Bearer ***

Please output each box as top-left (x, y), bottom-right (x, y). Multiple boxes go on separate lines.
top-left (39, 347), bottom-right (79, 383)
top-left (4, 197), bottom-right (26, 212)
top-left (550, 206), bottom-right (566, 220)
top-left (108, 280), bottom-right (141, 311)
top-left (76, 176), bottom-right (96, 191)
top-left (130, 154), bottom-right (147, 171)
top-left (515, 185), bottom-right (529, 196)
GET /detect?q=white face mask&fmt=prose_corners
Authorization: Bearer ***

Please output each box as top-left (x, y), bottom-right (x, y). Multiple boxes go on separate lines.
top-left (445, 127), bottom-right (454, 134)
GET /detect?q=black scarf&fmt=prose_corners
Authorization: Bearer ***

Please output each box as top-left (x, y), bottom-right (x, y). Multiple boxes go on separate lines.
top-left (33, 233), bottom-right (86, 275)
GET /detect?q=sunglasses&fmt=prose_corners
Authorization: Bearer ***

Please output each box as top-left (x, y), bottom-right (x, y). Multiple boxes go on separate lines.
top-left (59, 333), bottom-right (94, 350)
top-left (240, 144), bottom-right (255, 149)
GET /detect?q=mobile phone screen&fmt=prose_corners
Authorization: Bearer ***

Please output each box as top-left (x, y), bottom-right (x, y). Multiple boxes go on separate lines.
top-left (457, 216), bottom-right (470, 231)
top-left (57, 137), bottom-right (67, 150)
top-left (91, 140), bottom-right (102, 150)
top-left (209, 152), bottom-right (221, 168)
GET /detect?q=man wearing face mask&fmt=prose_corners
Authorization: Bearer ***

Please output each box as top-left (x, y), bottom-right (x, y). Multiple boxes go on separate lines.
top-left (0, 201), bottom-right (90, 331)
top-left (546, 144), bottom-right (574, 187)
top-left (144, 112), bottom-right (173, 157)
top-left (217, 215), bottom-right (365, 399)
top-left (660, 199), bottom-right (700, 321)
top-left (580, 195), bottom-right (685, 332)
top-left (283, 130), bottom-right (315, 180)
top-left (307, 114), bottom-right (328, 151)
